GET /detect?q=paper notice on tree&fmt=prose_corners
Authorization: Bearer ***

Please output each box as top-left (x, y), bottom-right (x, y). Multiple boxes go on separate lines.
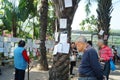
top-left (55, 32), bottom-right (59, 42)
top-left (62, 43), bottom-right (70, 54)
top-left (0, 42), bottom-right (3, 48)
top-left (60, 18), bottom-right (67, 29)
top-left (60, 33), bottom-right (67, 43)
top-left (64, 0), bottom-right (72, 8)
top-left (104, 35), bottom-right (108, 40)
top-left (0, 48), bottom-right (4, 52)
top-left (99, 30), bottom-right (104, 35)
top-left (53, 43), bottom-right (70, 55)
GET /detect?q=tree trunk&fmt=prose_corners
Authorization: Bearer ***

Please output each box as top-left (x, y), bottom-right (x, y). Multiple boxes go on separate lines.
top-left (49, 0), bottom-right (80, 80)
top-left (12, 11), bottom-right (17, 37)
top-left (39, 0), bottom-right (49, 70)
top-left (97, 0), bottom-right (113, 45)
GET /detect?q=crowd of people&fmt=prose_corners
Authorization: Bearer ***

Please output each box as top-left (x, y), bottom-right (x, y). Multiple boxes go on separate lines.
top-left (0, 36), bottom-right (119, 80)
top-left (70, 36), bottom-right (118, 80)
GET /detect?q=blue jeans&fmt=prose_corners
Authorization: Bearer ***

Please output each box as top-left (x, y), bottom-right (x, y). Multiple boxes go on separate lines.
top-left (78, 77), bottom-right (97, 80)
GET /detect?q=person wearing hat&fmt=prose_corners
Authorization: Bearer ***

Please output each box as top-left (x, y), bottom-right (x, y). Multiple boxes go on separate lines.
top-left (14, 40), bottom-right (30, 80)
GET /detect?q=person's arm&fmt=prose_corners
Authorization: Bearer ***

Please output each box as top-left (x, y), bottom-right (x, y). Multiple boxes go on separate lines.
top-left (22, 50), bottom-right (30, 63)
top-left (89, 49), bottom-right (104, 80)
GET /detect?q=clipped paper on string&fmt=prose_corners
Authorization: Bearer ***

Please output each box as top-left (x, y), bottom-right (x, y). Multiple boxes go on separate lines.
top-left (0, 48), bottom-right (4, 52)
top-left (0, 36), bottom-right (4, 41)
top-left (0, 42), bottom-right (3, 48)
top-left (4, 52), bottom-right (8, 57)
top-left (60, 18), bottom-right (67, 29)
top-left (64, 0), bottom-right (72, 8)
top-left (99, 30), bottom-right (104, 35)
top-left (60, 33), bottom-right (67, 43)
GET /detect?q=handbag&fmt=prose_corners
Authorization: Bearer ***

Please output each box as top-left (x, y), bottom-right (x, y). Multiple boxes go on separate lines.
top-left (110, 58), bottom-right (116, 71)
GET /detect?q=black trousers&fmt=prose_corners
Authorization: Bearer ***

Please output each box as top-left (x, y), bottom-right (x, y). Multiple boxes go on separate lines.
top-left (0, 69), bottom-right (1, 75)
top-left (70, 61), bottom-right (76, 74)
top-left (15, 68), bottom-right (25, 80)
top-left (103, 61), bottom-right (110, 80)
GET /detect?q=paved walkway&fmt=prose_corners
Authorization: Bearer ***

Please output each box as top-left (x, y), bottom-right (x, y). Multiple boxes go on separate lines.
top-left (0, 62), bottom-right (120, 80)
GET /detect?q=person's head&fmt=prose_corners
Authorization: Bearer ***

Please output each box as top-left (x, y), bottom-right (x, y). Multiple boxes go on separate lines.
top-left (87, 41), bottom-right (92, 46)
top-left (75, 36), bottom-right (87, 52)
top-left (97, 39), bottom-right (105, 48)
top-left (71, 42), bottom-right (75, 48)
top-left (18, 40), bottom-right (26, 47)
top-left (112, 45), bottom-right (115, 49)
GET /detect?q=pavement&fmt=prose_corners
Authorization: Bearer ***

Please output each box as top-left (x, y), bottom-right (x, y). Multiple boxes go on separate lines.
top-left (0, 61), bottom-right (120, 80)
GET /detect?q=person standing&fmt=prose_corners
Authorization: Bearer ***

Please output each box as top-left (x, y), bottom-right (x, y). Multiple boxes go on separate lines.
top-left (14, 40), bottom-right (30, 80)
top-left (70, 42), bottom-right (77, 75)
top-left (98, 39), bottom-right (113, 80)
top-left (112, 45), bottom-right (117, 63)
top-left (76, 36), bottom-right (104, 80)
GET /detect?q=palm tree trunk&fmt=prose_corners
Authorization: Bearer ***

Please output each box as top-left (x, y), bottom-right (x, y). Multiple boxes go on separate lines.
top-left (49, 0), bottom-right (80, 80)
top-left (97, 0), bottom-right (113, 45)
top-left (39, 0), bottom-right (49, 70)
top-left (12, 11), bottom-right (17, 37)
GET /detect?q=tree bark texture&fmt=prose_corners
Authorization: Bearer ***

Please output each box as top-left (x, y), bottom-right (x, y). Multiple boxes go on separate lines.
top-left (49, 0), bottom-right (80, 80)
top-left (97, 0), bottom-right (113, 45)
top-left (12, 11), bottom-right (17, 37)
top-left (39, 0), bottom-right (49, 70)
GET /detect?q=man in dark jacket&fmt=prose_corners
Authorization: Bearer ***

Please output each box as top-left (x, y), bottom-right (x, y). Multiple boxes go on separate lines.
top-left (75, 36), bottom-right (104, 80)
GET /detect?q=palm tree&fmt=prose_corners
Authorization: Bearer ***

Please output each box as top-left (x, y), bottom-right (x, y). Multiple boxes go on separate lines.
top-left (96, 0), bottom-right (113, 45)
top-left (39, 0), bottom-right (49, 70)
top-left (49, 0), bottom-right (80, 80)
top-left (85, 0), bottom-right (98, 16)
top-left (85, 0), bottom-right (113, 45)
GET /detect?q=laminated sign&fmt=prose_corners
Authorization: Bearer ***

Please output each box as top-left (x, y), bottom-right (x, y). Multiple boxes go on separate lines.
top-left (99, 30), bottom-right (104, 35)
top-left (60, 18), bottom-right (67, 29)
top-left (64, 0), bottom-right (72, 8)
top-left (60, 33), bottom-right (67, 43)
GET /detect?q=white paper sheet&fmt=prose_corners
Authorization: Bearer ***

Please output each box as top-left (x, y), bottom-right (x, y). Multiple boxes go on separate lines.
top-left (0, 42), bottom-right (3, 48)
top-left (55, 32), bottom-right (59, 42)
top-left (0, 36), bottom-right (4, 41)
top-left (33, 52), bottom-right (36, 57)
top-left (30, 47), bottom-right (33, 52)
top-left (27, 39), bottom-right (33, 48)
top-left (0, 48), bottom-right (4, 52)
top-left (4, 52), bottom-right (8, 56)
top-left (35, 40), bottom-right (40, 44)
top-left (7, 38), bottom-right (11, 42)
top-left (60, 33), bottom-right (67, 43)
top-left (4, 42), bottom-right (11, 49)
top-left (53, 45), bottom-right (57, 55)
top-left (104, 35), bottom-right (108, 40)
top-left (53, 43), bottom-right (70, 55)
top-left (64, 0), bottom-right (72, 8)
top-left (11, 38), bottom-right (21, 42)
top-left (62, 43), bottom-right (70, 54)
top-left (60, 18), bottom-right (67, 29)
top-left (99, 30), bottom-right (104, 35)
top-left (4, 47), bottom-right (9, 53)
top-left (9, 53), bottom-right (14, 58)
